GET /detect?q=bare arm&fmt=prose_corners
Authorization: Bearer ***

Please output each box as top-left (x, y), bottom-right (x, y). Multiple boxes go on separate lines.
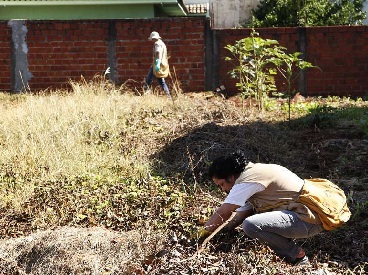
top-left (224, 208), bottom-right (254, 231)
top-left (154, 43), bottom-right (163, 60)
top-left (204, 203), bottom-right (240, 232)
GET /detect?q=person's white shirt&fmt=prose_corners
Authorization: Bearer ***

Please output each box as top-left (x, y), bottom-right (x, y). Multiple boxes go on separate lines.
top-left (224, 182), bottom-right (265, 211)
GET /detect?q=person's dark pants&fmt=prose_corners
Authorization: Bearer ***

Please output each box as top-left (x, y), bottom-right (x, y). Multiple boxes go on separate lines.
top-left (144, 67), bottom-right (171, 97)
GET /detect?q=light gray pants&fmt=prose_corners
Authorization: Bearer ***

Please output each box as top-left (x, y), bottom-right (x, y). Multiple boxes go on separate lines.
top-left (242, 210), bottom-right (324, 262)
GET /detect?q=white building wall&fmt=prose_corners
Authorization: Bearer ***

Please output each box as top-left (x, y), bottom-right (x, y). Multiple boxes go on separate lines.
top-left (185, 0), bottom-right (209, 3)
top-left (210, 0), bottom-right (260, 29)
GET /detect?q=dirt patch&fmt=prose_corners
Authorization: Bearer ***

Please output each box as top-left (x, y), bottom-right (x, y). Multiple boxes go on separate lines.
top-left (0, 226), bottom-right (156, 275)
top-left (0, 226), bottom-right (345, 275)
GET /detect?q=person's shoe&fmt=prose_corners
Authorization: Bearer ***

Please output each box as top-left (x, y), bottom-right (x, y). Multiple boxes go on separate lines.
top-left (292, 255), bottom-right (310, 266)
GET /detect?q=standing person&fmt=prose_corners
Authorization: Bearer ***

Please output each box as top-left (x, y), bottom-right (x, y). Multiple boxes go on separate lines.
top-left (144, 31), bottom-right (171, 98)
top-left (195, 150), bottom-right (328, 266)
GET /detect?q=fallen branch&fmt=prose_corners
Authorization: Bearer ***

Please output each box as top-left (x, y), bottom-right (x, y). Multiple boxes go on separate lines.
top-left (184, 211), bottom-right (237, 262)
top-left (200, 211), bottom-right (237, 250)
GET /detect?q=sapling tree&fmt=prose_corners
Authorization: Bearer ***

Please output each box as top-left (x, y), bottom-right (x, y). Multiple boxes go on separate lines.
top-left (270, 51), bottom-right (318, 120)
top-left (226, 29), bottom-right (317, 117)
top-left (225, 29), bottom-right (278, 111)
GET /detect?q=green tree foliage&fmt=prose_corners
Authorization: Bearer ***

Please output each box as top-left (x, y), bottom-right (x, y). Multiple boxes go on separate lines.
top-left (249, 0), bottom-right (366, 27)
top-left (270, 51), bottom-right (318, 120)
top-left (225, 30), bottom-right (278, 111)
top-left (226, 29), bottom-right (317, 114)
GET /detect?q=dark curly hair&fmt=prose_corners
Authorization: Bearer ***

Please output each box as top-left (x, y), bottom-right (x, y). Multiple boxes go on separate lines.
top-left (208, 149), bottom-right (249, 179)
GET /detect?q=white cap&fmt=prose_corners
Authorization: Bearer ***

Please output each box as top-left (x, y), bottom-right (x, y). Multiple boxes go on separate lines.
top-left (148, 31), bottom-right (161, 41)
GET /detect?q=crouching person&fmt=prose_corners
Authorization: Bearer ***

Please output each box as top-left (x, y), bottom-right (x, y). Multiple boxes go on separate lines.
top-left (194, 150), bottom-right (350, 265)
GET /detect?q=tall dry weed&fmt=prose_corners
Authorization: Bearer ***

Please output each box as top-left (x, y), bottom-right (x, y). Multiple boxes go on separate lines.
top-left (0, 78), bottom-right (245, 213)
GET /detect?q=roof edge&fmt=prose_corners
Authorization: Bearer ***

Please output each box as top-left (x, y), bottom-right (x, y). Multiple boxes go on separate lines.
top-left (0, 0), bottom-right (181, 6)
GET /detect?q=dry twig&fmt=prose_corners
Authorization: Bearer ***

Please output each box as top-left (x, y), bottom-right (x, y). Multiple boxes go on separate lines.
top-left (184, 211), bottom-right (237, 262)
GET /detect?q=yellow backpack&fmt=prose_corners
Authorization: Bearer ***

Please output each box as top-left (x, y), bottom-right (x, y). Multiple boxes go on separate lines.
top-left (298, 178), bottom-right (351, 231)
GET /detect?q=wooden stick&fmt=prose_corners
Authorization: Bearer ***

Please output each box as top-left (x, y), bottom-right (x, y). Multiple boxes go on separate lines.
top-left (200, 211), bottom-right (237, 249)
top-left (182, 211), bottom-right (237, 262)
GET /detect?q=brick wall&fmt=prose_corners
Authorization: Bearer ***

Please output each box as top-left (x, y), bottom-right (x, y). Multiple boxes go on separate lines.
top-left (26, 21), bottom-right (110, 90)
top-left (0, 18), bottom-right (206, 93)
top-left (217, 26), bottom-right (368, 97)
top-left (0, 21), bottom-right (11, 91)
top-left (305, 26), bottom-right (368, 97)
top-left (1, 19), bottom-right (367, 97)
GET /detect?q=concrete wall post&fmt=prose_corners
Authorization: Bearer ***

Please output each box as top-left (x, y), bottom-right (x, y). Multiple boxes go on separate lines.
top-left (8, 20), bottom-right (32, 93)
top-left (107, 20), bottom-right (117, 84)
top-left (204, 18), bottom-right (220, 91)
top-left (298, 27), bottom-right (307, 96)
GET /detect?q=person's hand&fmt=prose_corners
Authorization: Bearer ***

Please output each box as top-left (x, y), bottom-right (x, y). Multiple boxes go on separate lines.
top-left (189, 228), bottom-right (211, 243)
top-left (154, 59), bottom-right (161, 72)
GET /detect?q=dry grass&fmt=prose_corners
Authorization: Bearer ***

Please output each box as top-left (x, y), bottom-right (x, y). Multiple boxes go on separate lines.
top-left (0, 84), bottom-right (201, 207)
top-left (0, 77), bottom-right (367, 274)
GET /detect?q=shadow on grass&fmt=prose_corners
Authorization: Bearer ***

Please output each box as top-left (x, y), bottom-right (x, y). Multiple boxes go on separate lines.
top-left (150, 104), bottom-right (368, 269)
top-left (151, 104), bottom-right (368, 183)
